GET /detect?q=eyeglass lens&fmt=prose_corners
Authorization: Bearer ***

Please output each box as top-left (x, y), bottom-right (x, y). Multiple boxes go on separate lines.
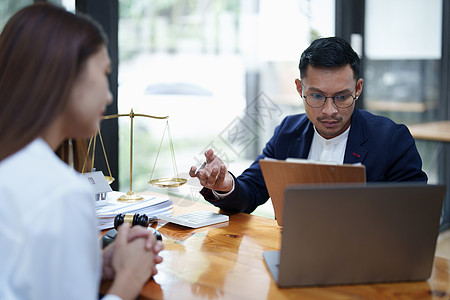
top-left (305, 93), bottom-right (355, 108)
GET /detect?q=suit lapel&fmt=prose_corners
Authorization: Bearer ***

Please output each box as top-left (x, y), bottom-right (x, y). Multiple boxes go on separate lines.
top-left (283, 110), bottom-right (369, 163)
top-left (344, 108), bottom-right (368, 164)
top-left (287, 122), bottom-right (314, 159)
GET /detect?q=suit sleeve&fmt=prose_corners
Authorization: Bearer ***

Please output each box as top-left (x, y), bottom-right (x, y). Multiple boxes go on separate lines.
top-left (200, 117), bottom-right (289, 213)
top-left (385, 124), bottom-right (428, 182)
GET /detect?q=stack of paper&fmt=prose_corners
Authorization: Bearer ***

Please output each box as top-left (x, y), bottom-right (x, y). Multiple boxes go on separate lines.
top-left (96, 191), bottom-right (173, 230)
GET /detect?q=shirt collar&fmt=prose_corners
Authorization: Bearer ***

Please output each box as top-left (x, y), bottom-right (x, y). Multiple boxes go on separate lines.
top-left (312, 125), bottom-right (351, 145)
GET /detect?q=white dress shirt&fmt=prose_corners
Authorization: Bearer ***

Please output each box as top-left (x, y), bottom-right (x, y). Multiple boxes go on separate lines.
top-left (307, 126), bottom-right (350, 164)
top-left (0, 139), bottom-right (119, 300)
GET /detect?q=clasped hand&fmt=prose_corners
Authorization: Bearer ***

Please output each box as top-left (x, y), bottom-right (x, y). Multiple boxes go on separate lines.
top-left (102, 223), bottom-right (164, 281)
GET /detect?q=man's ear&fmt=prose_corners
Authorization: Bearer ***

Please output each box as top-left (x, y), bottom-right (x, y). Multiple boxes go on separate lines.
top-left (294, 79), bottom-right (302, 95)
top-left (356, 78), bottom-right (364, 99)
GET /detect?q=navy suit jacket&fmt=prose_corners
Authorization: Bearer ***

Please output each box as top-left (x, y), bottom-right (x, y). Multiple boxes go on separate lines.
top-left (201, 108), bottom-right (428, 213)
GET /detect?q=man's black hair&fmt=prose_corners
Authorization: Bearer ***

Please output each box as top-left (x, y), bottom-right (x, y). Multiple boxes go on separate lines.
top-left (299, 37), bottom-right (361, 80)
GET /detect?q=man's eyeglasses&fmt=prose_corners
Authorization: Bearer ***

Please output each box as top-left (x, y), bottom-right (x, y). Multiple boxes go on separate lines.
top-left (302, 86), bottom-right (358, 109)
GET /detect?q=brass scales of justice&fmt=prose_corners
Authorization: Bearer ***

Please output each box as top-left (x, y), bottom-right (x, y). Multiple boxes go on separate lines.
top-left (81, 108), bottom-right (187, 202)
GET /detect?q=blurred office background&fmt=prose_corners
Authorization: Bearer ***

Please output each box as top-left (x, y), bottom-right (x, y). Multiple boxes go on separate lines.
top-left (2, 0), bottom-right (449, 227)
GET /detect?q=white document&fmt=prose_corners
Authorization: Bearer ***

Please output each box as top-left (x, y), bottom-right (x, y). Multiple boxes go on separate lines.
top-left (96, 191), bottom-right (173, 230)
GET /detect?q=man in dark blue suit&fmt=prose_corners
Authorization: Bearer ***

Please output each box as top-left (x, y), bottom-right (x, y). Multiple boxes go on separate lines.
top-left (189, 37), bottom-right (427, 214)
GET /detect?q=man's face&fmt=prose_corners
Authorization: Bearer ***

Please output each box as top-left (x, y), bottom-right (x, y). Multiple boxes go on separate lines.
top-left (295, 65), bottom-right (363, 139)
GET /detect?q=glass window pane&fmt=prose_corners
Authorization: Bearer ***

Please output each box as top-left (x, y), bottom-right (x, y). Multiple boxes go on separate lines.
top-left (0, 0), bottom-right (33, 30)
top-left (47, 0), bottom-right (76, 13)
top-left (364, 0), bottom-right (443, 183)
top-left (366, 0), bottom-right (442, 60)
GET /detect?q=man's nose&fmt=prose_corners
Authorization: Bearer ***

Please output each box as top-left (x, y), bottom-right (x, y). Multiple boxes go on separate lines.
top-left (321, 97), bottom-right (338, 115)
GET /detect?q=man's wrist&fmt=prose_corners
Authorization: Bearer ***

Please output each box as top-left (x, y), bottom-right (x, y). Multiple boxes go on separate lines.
top-left (215, 190), bottom-right (229, 194)
top-left (212, 176), bottom-right (235, 199)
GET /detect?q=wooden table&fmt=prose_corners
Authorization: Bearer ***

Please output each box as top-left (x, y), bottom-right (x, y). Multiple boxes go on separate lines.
top-left (101, 194), bottom-right (450, 299)
top-left (408, 120), bottom-right (450, 143)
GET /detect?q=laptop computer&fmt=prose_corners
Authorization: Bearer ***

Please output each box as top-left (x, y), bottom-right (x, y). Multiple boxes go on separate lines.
top-left (259, 158), bottom-right (366, 226)
top-left (263, 183), bottom-right (446, 287)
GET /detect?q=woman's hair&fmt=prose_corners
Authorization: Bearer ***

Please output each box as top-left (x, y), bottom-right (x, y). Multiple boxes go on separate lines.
top-left (0, 3), bottom-right (107, 161)
top-left (56, 138), bottom-right (91, 172)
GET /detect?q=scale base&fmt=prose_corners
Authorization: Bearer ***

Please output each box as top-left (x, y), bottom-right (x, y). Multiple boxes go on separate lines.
top-left (117, 190), bottom-right (144, 202)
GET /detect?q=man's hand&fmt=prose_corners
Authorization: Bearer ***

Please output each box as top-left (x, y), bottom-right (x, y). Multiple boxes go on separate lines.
top-left (189, 149), bottom-right (234, 192)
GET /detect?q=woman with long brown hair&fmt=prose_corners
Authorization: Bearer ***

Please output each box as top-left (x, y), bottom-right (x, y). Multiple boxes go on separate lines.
top-left (0, 3), bottom-right (162, 300)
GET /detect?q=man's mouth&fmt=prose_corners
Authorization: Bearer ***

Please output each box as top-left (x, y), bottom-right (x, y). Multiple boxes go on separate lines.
top-left (319, 119), bottom-right (340, 127)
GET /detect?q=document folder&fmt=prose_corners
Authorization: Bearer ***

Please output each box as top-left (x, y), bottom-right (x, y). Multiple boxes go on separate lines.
top-left (259, 158), bottom-right (366, 226)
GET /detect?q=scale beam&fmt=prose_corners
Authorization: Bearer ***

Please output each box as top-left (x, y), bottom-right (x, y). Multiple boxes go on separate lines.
top-left (82, 108), bottom-right (186, 203)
